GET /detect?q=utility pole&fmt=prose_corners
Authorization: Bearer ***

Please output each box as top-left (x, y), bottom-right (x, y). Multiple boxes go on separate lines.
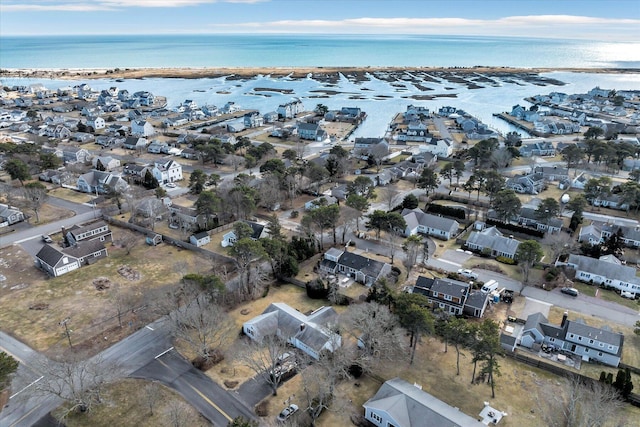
top-left (59, 317), bottom-right (72, 348)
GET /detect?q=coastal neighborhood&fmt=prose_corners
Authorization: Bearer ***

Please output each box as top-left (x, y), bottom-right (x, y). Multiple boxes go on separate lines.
top-left (1, 72), bottom-right (639, 427)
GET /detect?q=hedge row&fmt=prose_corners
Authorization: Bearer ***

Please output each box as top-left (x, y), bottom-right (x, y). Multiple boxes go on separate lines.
top-left (486, 218), bottom-right (544, 238)
top-left (425, 204), bottom-right (466, 220)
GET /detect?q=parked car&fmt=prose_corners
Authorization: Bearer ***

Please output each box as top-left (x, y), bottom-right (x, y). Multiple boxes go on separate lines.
top-left (276, 404), bottom-right (299, 422)
top-left (165, 182), bottom-right (176, 188)
top-left (457, 269), bottom-right (478, 280)
top-left (41, 234), bottom-right (53, 243)
top-left (560, 287), bottom-right (579, 297)
top-left (620, 291), bottom-right (636, 299)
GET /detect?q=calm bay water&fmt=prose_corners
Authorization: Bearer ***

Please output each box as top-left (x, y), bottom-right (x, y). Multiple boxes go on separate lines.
top-left (1, 34), bottom-right (640, 69)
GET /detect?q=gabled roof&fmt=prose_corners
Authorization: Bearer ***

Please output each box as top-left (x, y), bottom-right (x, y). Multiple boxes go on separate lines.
top-left (566, 321), bottom-right (623, 351)
top-left (36, 244), bottom-right (67, 267)
top-left (566, 254), bottom-right (638, 282)
top-left (466, 226), bottom-right (520, 255)
top-left (364, 378), bottom-right (483, 427)
top-left (337, 251), bottom-right (387, 279)
top-left (63, 240), bottom-right (106, 258)
top-left (401, 208), bottom-right (459, 234)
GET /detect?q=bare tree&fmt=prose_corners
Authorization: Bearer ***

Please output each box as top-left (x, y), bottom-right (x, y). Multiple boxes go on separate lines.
top-left (377, 186), bottom-right (401, 211)
top-left (536, 376), bottom-right (626, 427)
top-left (117, 230), bottom-right (139, 255)
top-left (110, 285), bottom-right (137, 328)
top-left (385, 230), bottom-right (403, 264)
top-left (167, 285), bottom-right (233, 366)
top-left (342, 302), bottom-right (406, 369)
top-left (543, 232), bottom-right (579, 262)
top-left (239, 334), bottom-right (291, 396)
top-left (144, 381), bottom-right (162, 416)
top-left (336, 206), bottom-right (359, 244)
top-left (35, 354), bottom-right (119, 422)
top-left (22, 182), bottom-right (48, 223)
top-left (164, 399), bottom-right (199, 427)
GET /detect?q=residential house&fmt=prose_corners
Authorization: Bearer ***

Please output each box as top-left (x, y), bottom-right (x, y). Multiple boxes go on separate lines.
top-left (277, 98), bottom-right (304, 119)
top-left (571, 172), bottom-right (592, 190)
top-left (243, 111), bottom-right (264, 128)
top-left (373, 169), bottom-right (393, 187)
top-left (534, 165), bottom-right (569, 182)
top-left (77, 170), bottom-right (128, 195)
top-left (86, 115), bottom-right (105, 131)
top-left (57, 145), bottom-right (91, 164)
top-left (516, 207), bottom-right (563, 234)
top-left (35, 244), bottom-right (81, 277)
top-left (221, 220), bottom-right (266, 247)
top-left (63, 240), bottom-right (108, 266)
top-left (123, 163), bottom-right (151, 182)
top-left (123, 136), bottom-right (149, 151)
top-left (519, 141), bottom-right (556, 157)
top-left (152, 159), bottom-right (183, 184)
top-left (411, 276), bottom-right (489, 317)
top-left (147, 141), bottom-right (168, 154)
top-left (364, 378), bottom-right (483, 427)
top-left (263, 111), bottom-right (279, 123)
top-left (190, 231), bottom-right (211, 247)
top-left (555, 253), bottom-right (640, 297)
top-left (72, 132), bottom-right (95, 144)
top-left (465, 225), bottom-right (521, 259)
top-left (297, 122), bottom-right (327, 141)
top-left (319, 248), bottom-right (392, 286)
top-left (590, 193), bottom-right (627, 210)
top-left (520, 312), bottom-right (624, 367)
top-left (578, 222), bottom-right (640, 248)
top-left (133, 91), bottom-right (155, 106)
top-left (38, 169), bottom-right (64, 185)
top-left (168, 203), bottom-right (204, 230)
top-left (131, 120), bottom-right (155, 137)
top-left (92, 155), bottom-right (120, 171)
top-left (0, 204), bottom-right (25, 226)
top-left (64, 220), bottom-right (113, 245)
top-left (43, 124), bottom-right (72, 140)
top-left (243, 303), bottom-right (341, 360)
top-left (510, 105), bottom-right (540, 122)
top-left (180, 148), bottom-right (200, 160)
top-left (401, 208), bottom-right (459, 240)
top-left (304, 196), bottom-right (338, 211)
top-left (506, 172), bottom-right (545, 195)
top-left (227, 122), bottom-right (246, 133)
top-left (397, 120), bottom-right (432, 143)
top-left (418, 138), bottom-right (453, 158)
top-left (353, 138), bottom-right (389, 159)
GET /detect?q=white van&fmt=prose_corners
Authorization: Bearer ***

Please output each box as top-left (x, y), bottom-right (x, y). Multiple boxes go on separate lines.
top-left (481, 280), bottom-right (499, 294)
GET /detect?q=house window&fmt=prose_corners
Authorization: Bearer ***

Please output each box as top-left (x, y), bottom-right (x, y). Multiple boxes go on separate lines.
top-left (370, 412), bottom-right (382, 423)
top-left (549, 338), bottom-right (555, 342)
top-left (578, 337), bottom-right (582, 341)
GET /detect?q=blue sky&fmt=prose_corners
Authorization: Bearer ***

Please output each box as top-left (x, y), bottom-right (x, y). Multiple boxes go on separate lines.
top-left (1, 0), bottom-right (638, 40)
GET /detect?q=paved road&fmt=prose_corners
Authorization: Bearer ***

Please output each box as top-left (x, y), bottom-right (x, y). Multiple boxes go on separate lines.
top-left (426, 251), bottom-right (640, 327)
top-left (131, 350), bottom-right (256, 426)
top-left (0, 316), bottom-right (257, 427)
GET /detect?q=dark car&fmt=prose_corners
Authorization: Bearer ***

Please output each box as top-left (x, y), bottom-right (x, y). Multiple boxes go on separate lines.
top-left (560, 287), bottom-right (579, 297)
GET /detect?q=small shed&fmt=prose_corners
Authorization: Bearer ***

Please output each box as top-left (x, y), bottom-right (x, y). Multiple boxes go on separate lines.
top-left (190, 231), bottom-right (211, 247)
top-left (146, 233), bottom-right (162, 246)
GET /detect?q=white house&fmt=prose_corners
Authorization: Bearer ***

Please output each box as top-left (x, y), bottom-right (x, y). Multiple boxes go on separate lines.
top-left (418, 138), bottom-right (453, 158)
top-left (131, 120), bottom-right (155, 137)
top-left (152, 159), bottom-right (183, 184)
top-left (555, 253), bottom-right (640, 297)
top-left (243, 302), bottom-right (341, 360)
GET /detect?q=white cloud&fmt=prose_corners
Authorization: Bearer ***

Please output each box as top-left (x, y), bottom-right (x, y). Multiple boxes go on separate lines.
top-left (213, 15), bottom-right (640, 40)
top-left (0, 0), bottom-right (264, 12)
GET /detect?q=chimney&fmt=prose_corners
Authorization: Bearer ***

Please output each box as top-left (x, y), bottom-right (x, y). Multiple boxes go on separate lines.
top-left (561, 311), bottom-right (568, 327)
top-left (300, 324), bottom-right (306, 331)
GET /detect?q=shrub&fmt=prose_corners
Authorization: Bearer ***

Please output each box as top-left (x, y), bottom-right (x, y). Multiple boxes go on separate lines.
top-left (290, 210), bottom-right (299, 218)
top-left (496, 256), bottom-right (516, 265)
top-left (425, 204), bottom-right (466, 220)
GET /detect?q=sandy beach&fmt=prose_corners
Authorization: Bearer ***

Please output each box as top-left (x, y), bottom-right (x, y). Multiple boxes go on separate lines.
top-left (1, 66), bottom-right (637, 82)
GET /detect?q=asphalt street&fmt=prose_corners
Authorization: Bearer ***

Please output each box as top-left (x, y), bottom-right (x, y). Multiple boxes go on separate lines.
top-left (130, 350), bottom-right (256, 426)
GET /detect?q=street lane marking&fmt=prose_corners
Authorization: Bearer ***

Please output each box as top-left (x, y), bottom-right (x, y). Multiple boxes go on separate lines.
top-left (155, 358), bottom-right (234, 422)
top-left (186, 382), bottom-right (233, 422)
top-left (146, 325), bottom-right (154, 331)
top-left (10, 375), bottom-right (43, 399)
top-left (155, 347), bottom-right (174, 359)
top-left (10, 403), bottom-right (40, 427)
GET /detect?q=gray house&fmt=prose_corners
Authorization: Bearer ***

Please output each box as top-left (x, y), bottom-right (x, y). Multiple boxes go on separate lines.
top-left (320, 248), bottom-right (392, 286)
top-left (520, 312), bottom-right (624, 367)
top-left (243, 302), bottom-right (341, 360)
top-left (401, 208), bottom-right (459, 240)
top-left (364, 378), bottom-right (483, 427)
top-left (465, 225), bottom-right (521, 259)
top-left (555, 253), bottom-right (640, 297)
top-left (411, 276), bottom-right (489, 317)
top-left (506, 172), bottom-right (545, 195)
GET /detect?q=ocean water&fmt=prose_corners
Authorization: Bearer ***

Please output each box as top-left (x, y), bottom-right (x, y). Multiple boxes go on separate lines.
top-left (1, 34), bottom-right (640, 69)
